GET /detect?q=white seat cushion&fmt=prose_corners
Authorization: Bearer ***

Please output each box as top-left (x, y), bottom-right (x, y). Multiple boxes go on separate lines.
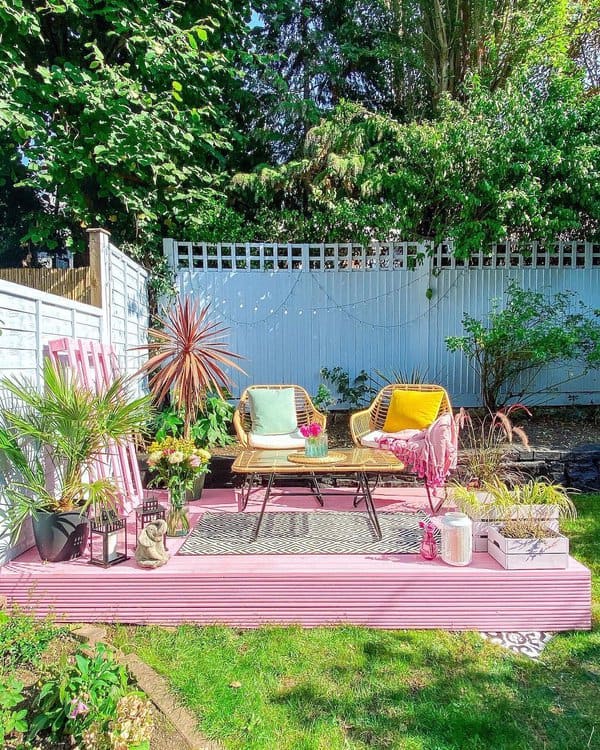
top-left (249, 429), bottom-right (306, 449)
top-left (360, 428), bottom-right (422, 448)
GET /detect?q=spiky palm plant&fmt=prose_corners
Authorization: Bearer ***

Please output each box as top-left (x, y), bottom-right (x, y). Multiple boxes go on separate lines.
top-left (0, 359), bottom-right (151, 540)
top-left (136, 299), bottom-right (245, 439)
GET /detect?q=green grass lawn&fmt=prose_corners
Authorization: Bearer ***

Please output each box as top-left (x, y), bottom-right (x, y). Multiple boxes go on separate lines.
top-left (113, 494), bottom-right (600, 750)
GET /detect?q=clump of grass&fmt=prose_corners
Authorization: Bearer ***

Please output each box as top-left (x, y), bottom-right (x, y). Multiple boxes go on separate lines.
top-left (500, 520), bottom-right (561, 539)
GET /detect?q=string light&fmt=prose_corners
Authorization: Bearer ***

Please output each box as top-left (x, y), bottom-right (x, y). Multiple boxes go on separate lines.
top-left (211, 267), bottom-right (467, 330)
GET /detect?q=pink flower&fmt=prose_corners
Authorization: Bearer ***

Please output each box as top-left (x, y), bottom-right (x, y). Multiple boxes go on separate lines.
top-left (300, 422), bottom-right (322, 438)
top-left (189, 455), bottom-right (202, 468)
top-left (69, 698), bottom-right (89, 719)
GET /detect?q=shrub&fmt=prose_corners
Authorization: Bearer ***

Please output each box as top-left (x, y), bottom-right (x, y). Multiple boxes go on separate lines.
top-left (30, 643), bottom-right (153, 750)
top-left (0, 675), bottom-right (28, 748)
top-left (446, 282), bottom-right (600, 411)
top-left (151, 395), bottom-right (235, 448)
top-left (319, 367), bottom-right (375, 408)
top-left (0, 608), bottom-right (64, 670)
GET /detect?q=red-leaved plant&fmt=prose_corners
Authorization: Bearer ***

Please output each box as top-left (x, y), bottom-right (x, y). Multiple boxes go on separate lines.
top-left (456, 404), bottom-right (531, 488)
top-left (136, 299), bottom-right (245, 439)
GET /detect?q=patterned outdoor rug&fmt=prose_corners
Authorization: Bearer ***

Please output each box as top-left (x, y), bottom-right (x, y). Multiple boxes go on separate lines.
top-left (178, 510), bottom-right (434, 555)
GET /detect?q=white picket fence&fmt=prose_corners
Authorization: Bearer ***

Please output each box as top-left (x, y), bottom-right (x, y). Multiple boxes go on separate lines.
top-left (0, 229), bottom-right (148, 563)
top-left (165, 238), bottom-right (600, 406)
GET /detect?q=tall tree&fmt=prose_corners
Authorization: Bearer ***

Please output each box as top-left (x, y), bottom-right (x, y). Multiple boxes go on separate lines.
top-left (0, 0), bottom-right (250, 271)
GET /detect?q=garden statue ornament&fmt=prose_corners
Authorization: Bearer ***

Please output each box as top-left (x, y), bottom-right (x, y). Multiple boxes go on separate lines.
top-left (135, 519), bottom-right (170, 568)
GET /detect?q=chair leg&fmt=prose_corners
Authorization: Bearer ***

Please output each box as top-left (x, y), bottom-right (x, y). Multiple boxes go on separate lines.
top-left (241, 473), bottom-right (256, 510)
top-left (425, 482), bottom-right (445, 514)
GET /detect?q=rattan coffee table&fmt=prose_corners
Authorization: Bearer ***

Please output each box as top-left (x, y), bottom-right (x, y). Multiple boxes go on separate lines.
top-left (232, 448), bottom-right (404, 541)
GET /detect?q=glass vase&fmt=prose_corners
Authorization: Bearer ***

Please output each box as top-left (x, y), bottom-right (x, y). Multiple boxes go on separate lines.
top-left (166, 487), bottom-right (190, 537)
top-left (305, 432), bottom-right (328, 458)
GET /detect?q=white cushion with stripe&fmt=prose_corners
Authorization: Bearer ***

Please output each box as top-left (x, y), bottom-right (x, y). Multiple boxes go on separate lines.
top-left (359, 428), bottom-right (422, 448)
top-left (248, 429), bottom-right (306, 449)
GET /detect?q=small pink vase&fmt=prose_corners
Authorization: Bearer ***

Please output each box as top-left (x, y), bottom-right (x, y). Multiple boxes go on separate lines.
top-left (419, 520), bottom-right (438, 560)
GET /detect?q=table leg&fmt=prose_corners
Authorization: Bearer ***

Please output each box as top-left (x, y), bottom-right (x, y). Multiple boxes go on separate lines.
top-left (309, 472), bottom-right (324, 506)
top-left (251, 473), bottom-right (274, 541)
top-left (358, 472), bottom-right (382, 540)
top-left (353, 473), bottom-right (381, 507)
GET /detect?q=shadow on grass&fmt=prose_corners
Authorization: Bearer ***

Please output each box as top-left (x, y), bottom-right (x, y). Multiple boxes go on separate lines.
top-left (272, 628), bottom-right (598, 750)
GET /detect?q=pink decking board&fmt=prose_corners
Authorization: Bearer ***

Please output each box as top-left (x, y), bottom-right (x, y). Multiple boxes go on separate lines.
top-left (0, 488), bottom-right (591, 631)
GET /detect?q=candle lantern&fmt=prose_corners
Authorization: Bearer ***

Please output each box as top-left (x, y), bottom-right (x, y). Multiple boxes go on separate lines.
top-left (89, 510), bottom-right (128, 568)
top-left (135, 495), bottom-right (167, 539)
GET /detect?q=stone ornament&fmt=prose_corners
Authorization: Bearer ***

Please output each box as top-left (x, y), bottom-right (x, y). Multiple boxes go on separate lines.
top-left (135, 519), bottom-right (170, 568)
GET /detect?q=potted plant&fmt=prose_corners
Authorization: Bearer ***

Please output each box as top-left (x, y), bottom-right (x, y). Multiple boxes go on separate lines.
top-left (135, 298), bottom-right (245, 498)
top-left (453, 479), bottom-right (576, 568)
top-left (0, 359), bottom-right (151, 562)
top-left (146, 437), bottom-right (211, 536)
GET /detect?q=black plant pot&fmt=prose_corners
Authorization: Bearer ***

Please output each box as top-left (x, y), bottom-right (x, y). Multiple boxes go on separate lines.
top-left (186, 473), bottom-right (206, 502)
top-left (32, 511), bottom-right (90, 562)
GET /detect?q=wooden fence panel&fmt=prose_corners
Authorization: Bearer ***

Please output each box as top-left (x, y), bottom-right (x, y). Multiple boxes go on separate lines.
top-left (0, 267), bottom-right (95, 306)
top-left (165, 238), bottom-right (600, 407)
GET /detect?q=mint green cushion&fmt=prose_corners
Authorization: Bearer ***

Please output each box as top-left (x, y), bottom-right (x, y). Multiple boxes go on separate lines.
top-left (249, 388), bottom-right (298, 436)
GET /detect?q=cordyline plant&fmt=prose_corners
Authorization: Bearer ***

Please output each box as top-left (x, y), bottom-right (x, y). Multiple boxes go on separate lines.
top-left (136, 298), bottom-right (245, 439)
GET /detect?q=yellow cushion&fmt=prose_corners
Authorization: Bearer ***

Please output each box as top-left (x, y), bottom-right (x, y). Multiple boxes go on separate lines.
top-left (382, 390), bottom-right (444, 432)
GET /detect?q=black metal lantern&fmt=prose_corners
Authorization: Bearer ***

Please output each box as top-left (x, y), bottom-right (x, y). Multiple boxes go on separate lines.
top-left (89, 510), bottom-right (129, 568)
top-left (135, 495), bottom-right (167, 539)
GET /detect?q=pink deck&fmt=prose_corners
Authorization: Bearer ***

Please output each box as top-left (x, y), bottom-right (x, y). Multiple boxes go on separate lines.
top-left (0, 488), bottom-right (591, 631)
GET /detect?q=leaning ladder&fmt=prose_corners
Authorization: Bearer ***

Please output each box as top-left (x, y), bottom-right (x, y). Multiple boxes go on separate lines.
top-left (47, 337), bottom-right (145, 515)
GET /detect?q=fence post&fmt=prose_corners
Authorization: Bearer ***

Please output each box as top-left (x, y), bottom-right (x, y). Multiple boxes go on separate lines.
top-left (87, 228), bottom-right (110, 309)
top-left (86, 228), bottom-right (112, 348)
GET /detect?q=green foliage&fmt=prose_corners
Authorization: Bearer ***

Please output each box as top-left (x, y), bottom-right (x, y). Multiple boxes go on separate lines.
top-left (0, 0), bottom-right (249, 270)
top-left (0, 608), bottom-right (64, 670)
top-left (319, 366), bottom-right (374, 408)
top-left (312, 383), bottom-right (336, 414)
top-left (374, 367), bottom-right (430, 386)
top-left (446, 282), bottom-right (600, 411)
top-left (455, 405), bottom-right (530, 486)
top-left (231, 74), bottom-right (600, 249)
top-left (0, 359), bottom-right (151, 541)
top-left (0, 675), bottom-right (28, 746)
top-left (152, 396), bottom-right (235, 448)
top-left (30, 643), bottom-right (127, 740)
top-left (192, 394), bottom-right (236, 448)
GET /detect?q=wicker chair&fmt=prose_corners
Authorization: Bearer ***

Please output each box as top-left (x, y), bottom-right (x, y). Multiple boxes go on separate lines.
top-left (233, 384), bottom-right (327, 509)
top-left (350, 384), bottom-right (453, 512)
top-left (234, 384), bottom-right (326, 448)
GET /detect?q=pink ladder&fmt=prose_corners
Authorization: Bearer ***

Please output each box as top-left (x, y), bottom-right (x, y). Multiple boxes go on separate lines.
top-left (47, 338), bottom-right (145, 515)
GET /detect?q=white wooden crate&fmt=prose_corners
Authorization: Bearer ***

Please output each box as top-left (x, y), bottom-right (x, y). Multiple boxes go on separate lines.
top-left (472, 505), bottom-right (559, 552)
top-left (487, 526), bottom-right (569, 569)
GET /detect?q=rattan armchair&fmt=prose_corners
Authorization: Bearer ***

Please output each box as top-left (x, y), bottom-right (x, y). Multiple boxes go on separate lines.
top-left (350, 384), bottom-right (453, 513)
top-left (350, 384), bottom-right (452, 446)
top-left (234, 384), bottom-right (326, 448)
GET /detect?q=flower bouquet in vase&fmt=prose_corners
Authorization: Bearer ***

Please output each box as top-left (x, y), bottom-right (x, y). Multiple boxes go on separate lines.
top-left (147, 437), bottom-right (211, 536)
top-left (300, 422), bottom-right (328, 458)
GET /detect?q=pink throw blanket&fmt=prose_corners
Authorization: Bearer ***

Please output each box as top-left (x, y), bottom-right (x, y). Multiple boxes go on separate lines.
top-left (376, 412), bottom-right (458, 489)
